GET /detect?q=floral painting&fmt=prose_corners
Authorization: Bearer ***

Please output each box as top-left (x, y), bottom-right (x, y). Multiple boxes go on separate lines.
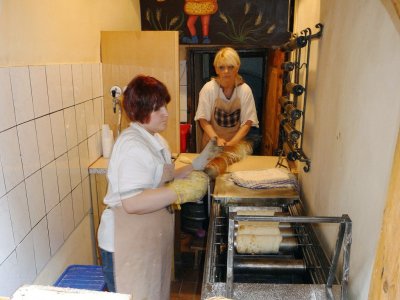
top-left (140, 0), bottom-right (291, 46)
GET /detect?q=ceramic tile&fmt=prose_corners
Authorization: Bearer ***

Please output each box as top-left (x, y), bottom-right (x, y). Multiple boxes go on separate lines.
top-left (75, 103), bottom-right (87, 143)
top-left (78, 140), bottom-right (89, 180)
top-left (0, 127), bottom-right (24, 192)
top-left (0, 160), bottom-right (6, 198)
top-left (0, 67), bottom-right (16, 131)
top-left (7, 182), bottom-right (31, 245)
top-left (46, 65), bottom-right (63, 113)
top-left (81, 176), bottom-right (91, 215)
top-left (9, 66), bottom-right (34, 125)
top-left (50, 111), bottom-right (67, 158)
top-left (16, 232), bottom-right (36, 284)
top-left (72, 184), bottom-right (84, 227)
top-left (68, 146), bottom-right (81, 189)
top-left (92, 63), bottom-right (103, 98)
top-left (35, 115), bottom-right (55, 167)
top-left (0, 252), bottom-right (22, 297)
top-left (180, 85), bottom-right (188, 110)
top-left (60, 194), bottom-right (74, 239)
top-left (93, 97), bottom-right (104, 131)
top-left (0, 194), bottom-right (15, 264)
top-left (82, 64), bottom-right (93, 101)
top-left (180, 60), bottom-right (187, 86)
top-left (72, 64), bottom-right (84, 104)
top-left (64, 106), bottom-right (78, 150)
top-left (31, 217), bottom-right (50, 273)
top-left (85, 100), bottom-right (97, 137)
top-left (55, 154), bottom-right (71, 200)
top-left (87, 132), bottom-right (101, 165)
top-left (41, 161), bottom-right (60, 213)
top-left (17, 121), bottom-right (41, 178)
top-left (180, 110), bottom-right (188, 123)
top-left (60, 64), bottom-right (74, 108)
top-left (46, 203), bottom-right (64, 255)
top-left (29, 65), bottom-right (50, 118)
top-left (25, 170), bottom-right (46, 228)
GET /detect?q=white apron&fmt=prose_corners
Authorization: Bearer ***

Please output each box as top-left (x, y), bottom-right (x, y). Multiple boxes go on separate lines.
top-left (114, 206), bottom-right (174, 300)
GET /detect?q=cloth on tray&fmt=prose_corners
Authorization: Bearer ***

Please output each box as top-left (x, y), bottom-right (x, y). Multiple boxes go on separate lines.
top-left (230, 168), bottom-right (298, 190)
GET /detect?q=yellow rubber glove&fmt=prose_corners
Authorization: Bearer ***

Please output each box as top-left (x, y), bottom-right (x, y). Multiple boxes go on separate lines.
top-left (166, 171), bottom-right (209, 209)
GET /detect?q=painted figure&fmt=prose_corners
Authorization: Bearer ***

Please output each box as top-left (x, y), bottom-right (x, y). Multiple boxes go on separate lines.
top-left (182, 0), bottom-right (218, 44)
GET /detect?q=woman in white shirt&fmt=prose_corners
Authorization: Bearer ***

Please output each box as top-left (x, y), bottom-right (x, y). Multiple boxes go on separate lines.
top-left (195, 47), bottom-right (259, 149)
top-left (97, 75), bottom-right (219, 299)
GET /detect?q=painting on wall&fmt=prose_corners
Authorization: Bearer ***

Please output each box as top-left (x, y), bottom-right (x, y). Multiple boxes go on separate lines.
top-left (140, 0), bottom-right (291, 46)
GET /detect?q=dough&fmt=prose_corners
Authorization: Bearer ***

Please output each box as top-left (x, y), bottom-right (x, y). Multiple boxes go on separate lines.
top-left (236, 234), bottom-right (283, 254)
top-left (237, 223), bottom-right (280, 235)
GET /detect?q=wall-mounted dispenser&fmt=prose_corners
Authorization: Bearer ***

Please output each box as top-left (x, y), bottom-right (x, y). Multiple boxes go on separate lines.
top-left (110, 86), bottom-right (122, 136)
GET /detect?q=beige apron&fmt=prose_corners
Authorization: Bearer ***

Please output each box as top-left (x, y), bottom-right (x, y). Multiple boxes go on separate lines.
top-left (114, 206), bottom-right (174, 300)
top-left (202, 83), bottom-right (242, 149)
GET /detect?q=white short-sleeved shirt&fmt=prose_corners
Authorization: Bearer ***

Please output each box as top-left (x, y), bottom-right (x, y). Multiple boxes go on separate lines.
top-left (97, 122), bottom-right (172, 252)
top-left (194, 79), bottom-right (259, 127)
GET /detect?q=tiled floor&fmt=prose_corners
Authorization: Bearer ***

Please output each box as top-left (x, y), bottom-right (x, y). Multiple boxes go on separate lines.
top-left (170, 234), bottom-right (205, 300)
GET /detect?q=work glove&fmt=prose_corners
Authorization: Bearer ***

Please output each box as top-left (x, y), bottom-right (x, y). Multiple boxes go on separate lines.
top-left (166, 171), bottom-right (209, 210)
top-left (192, 137), bottom-right (221, 170)
top-left (156, 163), bottom-right (174, 187)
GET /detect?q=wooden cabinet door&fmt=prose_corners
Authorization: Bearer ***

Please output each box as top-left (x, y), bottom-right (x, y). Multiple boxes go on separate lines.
top-left (101, 31), bottom-right (180, 153)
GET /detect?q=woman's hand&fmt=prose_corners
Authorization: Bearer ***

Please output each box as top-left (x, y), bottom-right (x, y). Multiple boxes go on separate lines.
top-left (216, 136), bottom-right (227, 147)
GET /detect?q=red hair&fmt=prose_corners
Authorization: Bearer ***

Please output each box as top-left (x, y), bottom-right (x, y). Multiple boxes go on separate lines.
top-left (123, 75), bottom-right (171, 123)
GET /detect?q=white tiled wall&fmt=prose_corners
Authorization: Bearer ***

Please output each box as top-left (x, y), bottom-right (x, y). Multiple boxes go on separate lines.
top-left (0, 63), bottom-right (103, 296)
top-left (179, 60), bottom-right (188, 123)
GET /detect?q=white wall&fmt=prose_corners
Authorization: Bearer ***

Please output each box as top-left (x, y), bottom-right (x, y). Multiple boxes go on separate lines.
top-left (294, 0), bottom-right (400, 299)
top-left (0, 0), bottom-right (141, 297)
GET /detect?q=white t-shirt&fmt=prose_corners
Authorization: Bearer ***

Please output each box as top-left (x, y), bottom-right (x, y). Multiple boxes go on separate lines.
top-left (97, 122), bottom-right (172, 252)
top-left (194, 79), bottom-right (259, 127)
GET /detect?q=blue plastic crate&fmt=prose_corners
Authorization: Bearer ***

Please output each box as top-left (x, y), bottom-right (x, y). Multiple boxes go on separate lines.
top-left (54, 264), bottom-right (106, 291)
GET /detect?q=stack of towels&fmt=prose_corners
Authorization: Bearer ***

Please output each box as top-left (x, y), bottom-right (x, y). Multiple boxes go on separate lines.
top-left (230, 168), bottom-right (298, 190)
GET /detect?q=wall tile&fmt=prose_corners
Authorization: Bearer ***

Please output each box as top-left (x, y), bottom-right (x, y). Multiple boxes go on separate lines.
top-left (50, 111), bottom-right (67, 158)
top-left (0, 160), bottom-right (6, 198)
top-left (72, 64), bottom-right (84, 104)
top-left (75, 103), bottom-right (87, 142)
top-left (9, 66), bottom-right (34, 125)
top-left (68, 146), bottom-right (81, 189)
top-left (29, 66), bottom-right (49, 118)
top-left (93, 97), bottom-right (104, 130)
top-left (16, 233), bottom-right (36, 284)
top-left (17, 121), bottom-right (40, 178)
top-left (55, 154), bottom-right (71, 200)
top-left (7, 182), bottom-right (31, 245)
top-left (82, 64), bottom-right (93, 102)
top-left (82, 176), bottom-right (91, 215)
top-left (0, 67), bottom-right (16, 132)
top-left (25, 170), bottom-right (46, 228)
top-left (60, 194), bottom-right (74, 240)
top-left (0, 252), bottom-right (21, 297)
top-left (31, 217), bottom-right (50, 274)
top-left (46, 204), bottom-right (64, 255)
top-left (64, 106), bottom-right (78, 150)
top-left (35, 115), bottom-right (55, 167)
top-left (87, 132), bottom-right (101, 165)
top-left (0, 127), bottom-right (24, 191)
top-left (46, 65), bottom-right (62, 113)
top-left (72, 184), bottom-right (84, 227)
top-left (60, 64), bottom-right (74, 108)
top-left (78, 141), bottom-right (89, 180)
top-left (41, 161), bottom-right (59, 213)
top-left (92, 63), bottom-right (103, 98)
top-left (0, 194), bottom-right (15, 264)
top-left (85, 100), bottom-right (97, 137)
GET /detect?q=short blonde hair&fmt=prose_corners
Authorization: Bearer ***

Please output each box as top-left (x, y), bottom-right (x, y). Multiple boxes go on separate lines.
top-left (213, 47), bottom-right (241, 69)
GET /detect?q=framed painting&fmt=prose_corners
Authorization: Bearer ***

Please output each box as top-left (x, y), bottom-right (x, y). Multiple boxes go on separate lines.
top-left (140, 0), bottom-right (292, 46)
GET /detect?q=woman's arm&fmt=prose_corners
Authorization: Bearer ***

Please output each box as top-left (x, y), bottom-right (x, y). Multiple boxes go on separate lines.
top-left (121, 187), bottom-right (177, 214)
top-left (199, 118), bottom-right (226, 146)
top-left (225, 120), bottom-right (252, 146)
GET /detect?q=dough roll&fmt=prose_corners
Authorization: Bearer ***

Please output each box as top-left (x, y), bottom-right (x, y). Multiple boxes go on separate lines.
top-left (236, 234), bottom-right (283, 254)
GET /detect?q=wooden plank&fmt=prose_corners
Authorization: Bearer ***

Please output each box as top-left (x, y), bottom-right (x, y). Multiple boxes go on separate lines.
top-left (369, 130), bottom-right (400, 299)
